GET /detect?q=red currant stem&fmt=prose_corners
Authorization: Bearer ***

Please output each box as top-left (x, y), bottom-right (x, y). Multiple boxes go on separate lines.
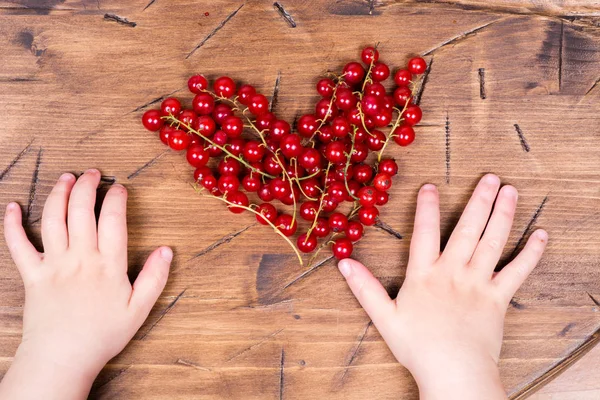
top-left (360, 53), bottom-right (377, 94)
top-left (357, 103), bottom-right (372, 135)
top-left (306, 232), bottom-right (340, 267)
top-left (344, 127), bottom-right (360, 201)
top-left (163, 115), bottom-right (276, 179)
top-left (305, 162), bottom-right (333, 238)
top-left (310, 80), bottom-right (344, 143)
top-left (376, 100), bottom-right (411, 162)
top-left (296, 168), bottom-right (321, 182)
top-left (193, 184), bottom-right (304, 267)
top-left (289, 159), bottom-right (318, 201)
top-left (201, 89), bottom-right (242, 110)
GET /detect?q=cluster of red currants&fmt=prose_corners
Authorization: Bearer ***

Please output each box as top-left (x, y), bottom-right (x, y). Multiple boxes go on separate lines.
top-left (141, 46), bottom-right (426, 264)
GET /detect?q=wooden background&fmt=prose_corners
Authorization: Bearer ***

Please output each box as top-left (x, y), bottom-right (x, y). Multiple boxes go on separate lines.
top-left (1, 0), bottom-right (599, 398)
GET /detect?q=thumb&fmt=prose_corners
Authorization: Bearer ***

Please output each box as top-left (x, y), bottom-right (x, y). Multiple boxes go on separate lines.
top-left (338, 258), bottom-right (395, 325)
top-left (129, 246), bottom-right (173, 321)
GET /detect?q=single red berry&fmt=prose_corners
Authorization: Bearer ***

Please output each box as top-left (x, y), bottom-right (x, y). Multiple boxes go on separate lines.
top-left (168, 130), bottom-right (191, 151)
top-left (286, 162), bottom-right (306, 179)
top-left (394, 69), bottom-right (412, 87)
top-left (365, 82), bottom-right (386, 99)
top-left (372, 62), bottom-right (390, 81)
top-left (270, 120), bottom-right (291, 142)
top-left (358, 186), bottom-right (377, 207)
top-left (242, 173), bottom-right (261, 192)
top-left (373, 110), bottom-right (393, 128)
top-left (186, 144), bottom-right (209, 168)
top-left (346, 107), bottom-right (362, 126)
top-left (226, 191), bottom-right (249, 214)
top-left (222, 116), bottom-right (244, 138)
top-left (249, 94), bottom-right (269, 116)
top-left (346, 180), bottom-right (361, 201)
top-left (332, 237), bottom-right (353, 259)
top-left (299, 148), bottom-right (321, 170)
top-left (361, 46), bottom-right (379, 64)
top-left (354, 127), bottom-right (368, 143)
top-left (208, 130), bottom-right (227, 156)
top-left (142, 109), bottom-right (164, 131)
top-left (275, 214), bottom-right (297, 237)
top-left (343, 62), bottom-right (366, 85)
top-left (393, 124), bottom-right (415, 146)
top-left (382, 95), bottom-right (395, 111)
top-left (345, 221), bottom-right (364, 242)
top-left (214, 76), bottom-right (236, 98)
top-left (188, 75), bottom-right (208, 94)
top-left (317, 78), bottom-right (335, 98)
top-left (297, 114), bottom-right (318, 138)
top-left (227, 138), bottom-right (246, 156)
top-left (331, 116), bottom-right (351, 138)
top-left (327, 182), bottom-right (347, 203)
top-left (404, 105), bottom-right (422, 126)
top-left (300, 201), bottom-right (319, 221)
top-left (378, 159), bottom-right (398, 176)
top-left (333, 163), bottom-right (352, 182)
top-left (159, 125), bottom-right (176, 145)
top-left (256, 203), bottom-right (277, 225)
top-left (335, 87), bottom-right (358, 111)
top-left (218, 174), bottom-right (240, 193)
top-left (270, 177), bottom-right (291, 200)
top-left (179, 109), bottom-right (198, 132)
top-left (318, 125), bottom-right (334, 143)
top-left (202, 174), bottom-right (218, 192)
top-left (321, 195), bottom-right (339, 213)
top-left (358, 206), bottom-right (379, 226)
top-left (375, 190), bottom-right (389, 206)
top-left (328, 212), bottom-right (348, 233)
top-left (243, 141), bottom-right (265, 163)
top-left (373, 173), bottom-right (392, 191)
top-left (237, 84), bottom-right (256, 106)
top-left (364, 115), bottom-right (376, 130)
top-left (280, 134), bottom-right (303, 159)
top-left (258, 183), bottom-right (275, 202)
top-left (263, 153), bottom-right (284, 175)
top-left (353, 164), bottom-right (373, 183)
top-left (300, 178), bottom-right (320, 199)
top-left (325, 141), bottom-right (346, 164)
top-left (361, 94), bottom-right (382, 117)
top-left (315, 98), bottom-right (338, 122)
top-left (297, 233), bottom-right (318, 253)
top-left (212, 103), bottom-right (234, 125)
top-left (256, 112), bottom-right (275, 132)
top-left (408, 57), bottom-right (427, 74)
top-left (193, 166), bottom-right (212, 183)
top-left (366, 130), bottom-right (386, 151)
top-left (218, 158), bottom-right (242, 176)
top-left (350, 143), bottom-right (369, 163)
top-left (313, 218), bottom-right (330, 237)
top-left (192, 93), bottom-right (215, 115)
top-left (280, 186), bottom-right (299, 206)
top-left (194, 115), bottom-right (216, 137)
top-left (393, 86), bottom-right (412, 107)
top-left (161, 97), bottom-right (182, 116)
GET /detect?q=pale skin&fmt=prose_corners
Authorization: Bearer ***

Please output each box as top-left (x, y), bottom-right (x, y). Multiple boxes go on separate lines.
top-left (0, 171), bottom-right (546, 399)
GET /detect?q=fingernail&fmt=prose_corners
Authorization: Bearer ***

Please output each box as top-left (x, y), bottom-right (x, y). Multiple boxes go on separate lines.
top-left (421, 184), bottom-right (436, 192)
top-left (536, 229), bottom-right (548, 241)
top-left (483, 174), bottom-right (500, 185)
top-left (338, 260), bottom-right (352, 278)
top-left (6, 202), bottom-right (18, 211)
top-left (85, 168), bottom-right (99, 175)
top-left (59, 173), bottom-right (74, 182)
top-left (160, 247), bottom-right (173, 262)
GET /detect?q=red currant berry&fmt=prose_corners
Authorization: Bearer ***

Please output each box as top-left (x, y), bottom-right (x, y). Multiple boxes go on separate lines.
top-left (212, 103), bottom-right (234, 125)
top-left (353, 164), bottom-right (373, 183)
top-left (364, 116), bottom-right (376, 130)
top-left (321, 195), bottom-right (339, 213)
top-left (256, 203), bottom-right (277, 225)
top-left (226, 191), bottom-right (248, 214)
top-left (335, 87), bottom-right (357, 111)
top-left (354, 127), bottom-right (368, 143)
top-left (346, 180), bottom-right (361, 201)
top-left (394, 69), bottom-right (412, 87)
top-left (270, 177), bottom-right (291, 200)
top-left (297, 114), bottom-right (318, 138)
top-left (192, 93), bottom-right (215, 115)
top-left (275, 214), bottom-right (297, 237)
top-left (361, 46), bottom-right (379, 64)
top-left (179, 109), bottom-right (197, 132)
top-left (280, 186), bottom-right (300, 206)
top-left (161, 97), bottom-right (181, 116)
top-left (318, 125), bottom-right (334, 143)
top-left (297, 233), bottom-right (318, 253)
top-left (300, 201), bottom-right (319, 221)
top-left (333, 163), bottom-right (352, 182)
top-left (332, 237), bottom-right (353, 259)
top-left (372, 62), bottom-right (390, 81)
top-left (299, 148), bottom-right (322, 170)
top-left (256, 112), bottom-right (275, 132)
top-left (193, 166), bottom-right (212, 183)
top-left (280, 134), bottom-right (303, 159)
top-left (393, 86), bottom-right (412, 107)
top-left (358, 206), bottom-right (379, 226)
top-left (207, 130), bottom-right (227, 156)
top-left (366, 130), bottom-right (386, 151)
top-left (393, 124), bottom-right (415, 146)
top-left (270, 120), bottom-right (290, 142)
top-left (142, 110), bottom-right (164, 131)
top-left (214, 76), bottom-right (236, 98)
top-left (373, 173), bottom-right (392, 191)
top-left (243, 141), bottom-right (265, 163)
top-left (378, 159), bottom-right (398, 176)
top-left (194, 115), bottom-right (216, 137)
top-left (218, 174), bottom-right (240, 193)
top-left (327, 182), bottom-right (347, 203)
top-left (404, 105), bottom-right (422, 126)
top-left (365, 82), bottom-right (386, 98)
top-left (168, 130), bottom-right (191, 151)
top-left (317, 78), bottom-right (335, 98)
top-left (237, 84), bottom-right (256, 105)
top-left (382, 95), bottom-right (395, 111)
top-left (350, 143), bottom-right (369, 163)
top-left (375, 190), bottom-right (389, 206)
top-left (361, 94), bottom-right (382, 117)
top-left (300, 178), bottom-right (320, 199)
top-left (202, 174), bottom-right (218, 192)
top-left (332, 116), bottom-right (351, 138)
top-left (346, 107), bottom-right (362, 126)
top-left (188, 75), bottom-right (208, 94)
top-left (328, 212), bottom-right (348, 233)
top-left (358, 186), bottom-right (377, 207)
top-left (258, 183), bottom-right (275, 202)
top-left (373, 110), bottom-right (393, 128)
top-left (325, 141), bottom-right (346, 164)
top-left (263, 153), bottom-right (284, 176)
top-left (345, 221), bottom-right (364, 242)
top-left (222, 116), bottom-right (244, 138)
top-left (186, 144), bottom-right (209, 168)
top-left (159, 125), bottom-right (176, 145)
top-left (315, 98), bottom-right (338, 122)
top-left (286, 162), bottom-right (306, 179)
top-left (249, 94), bottom-right (269, 116)
top-left (313, 218), bottom-right (330, 237)
top-left (408, 57), bottom-right (427, 74)
top-left (218, 158), bottom-right (242, 176)
top-left (343, 62), bottom-right (366, 85)
top-left (227, 138), bottom-right (246, 157)
top-left (242, 173), bottom-right (260, 192)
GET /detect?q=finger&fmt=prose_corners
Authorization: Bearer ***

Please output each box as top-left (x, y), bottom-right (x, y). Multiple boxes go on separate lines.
top-left (469, 185), bottom-right (518, 279)
top-left (338, 259), bottom-right (395, 326)
top-left (441, 174), bottom-right (501, 265)
top-left (41, 173), bottom-right (76, 254)
top-left (4, 203), bottom-right (41, 277)
top-left (409, 184), bottom-right (440, 267)
top-left (129, 247), bottom-right (172, 323)
top-left (494, 229), bottom-right (548, 302)
top-left (67, 169), bottom-right (101, 250)
top-left (98, 184), bottom-right (128, 265)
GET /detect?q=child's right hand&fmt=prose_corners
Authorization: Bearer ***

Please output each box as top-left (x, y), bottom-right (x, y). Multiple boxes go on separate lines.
top-left (338, 174), bottom-right (548, 400)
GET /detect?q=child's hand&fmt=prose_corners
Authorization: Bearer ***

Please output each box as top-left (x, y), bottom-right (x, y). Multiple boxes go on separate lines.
top-left (1, 170), bottom-right (172, 400)
top-left (338, 174), bottom-right (547, 400)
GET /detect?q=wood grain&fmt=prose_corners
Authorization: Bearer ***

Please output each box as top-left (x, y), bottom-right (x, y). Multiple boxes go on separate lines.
top-left (0, 0), bottom-right (599, 398)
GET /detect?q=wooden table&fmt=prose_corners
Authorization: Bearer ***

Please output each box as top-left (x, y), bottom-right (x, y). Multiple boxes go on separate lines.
top-left (1, 1), bottom-right (599, 398)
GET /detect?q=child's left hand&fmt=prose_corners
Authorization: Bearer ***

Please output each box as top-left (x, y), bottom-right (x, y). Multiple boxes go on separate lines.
top-left (0, 169), bottom-right (172, 400)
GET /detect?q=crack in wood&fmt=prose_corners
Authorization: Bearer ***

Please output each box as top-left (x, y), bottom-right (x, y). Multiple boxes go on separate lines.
top-left (422, 19), bottom-right (503, 56)
top-left (131, 88), bottom-right (183, 113)
top-left (273, 2), bottom-right (296, 27)
top-left (1, 77), bottom-right (40, 82)
top-left (558, 21), bottom-right (564, 91)
top-left (413, 57), bottom-right (433, 106)
top-left (510, 298), bottom-right (525, 310)
top-left (509, 196), bottom-right (548, 259)
top-left (374, 220), bottom-right (403, 239)
top-left (514, 124), bottom-right (530, 152)
top-left (557, 322), bottom-right (576, 337)
top-left (143, 0), bottom-right (157, 11)
top-left (368, 0), bottom-right (375, 15)
top-left (138, 289), bottom-right (186, 340)
top-left (226, 328), bottom-right (284, 362)
top-left (27, 148), bottom-right (43, 221)
top-left (478, 68), bottom-right (486, 99)
top-left (283, 255), bottom-right (335, 290)
top-left (127, 150), bottom-right (169, 180)
top-left (584, 76), bottom-right (600, 96)
top-left (0, 140), bottom-right (34, 182)
top-left (444, 113), bottom-right (450, 184)
top-left (279, 347), bottom-right (285, 400)
top-left (587, 292), bottom-right (600, 307)
top-left (186, 3), bottom-right (244, 59)
top-left (338, 320), bottom-right (372, 385)
top-left (93, 365), bottom-right (132, 390)
top-left (175, 358), bottom-right (211, 371)
top-left (103, 13), bottom-right (137, 27)
top-left (189, 224), bottom-right (254, 261)
top-left (270, 71), bottom-right (281, 112)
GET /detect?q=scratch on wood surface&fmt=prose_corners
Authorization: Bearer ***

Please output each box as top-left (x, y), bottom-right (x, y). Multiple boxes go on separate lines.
top-left (103, 13), bottom-right (137, 27)
top-left (478, 68), bottom-right (486, 99)
top-left (422, 19), bottom-right (503, 56)
top-left (587, 292), bottom-right (600, 307)
top-left (374, 220), bottom-right (403, 239)
top-left (338, 320), bottom-right (372, 385)
top-left (583, 76), bottom-right (600, 97)
top-left (510, 298), bottom-right (525, 310)
top-left (143, 0), bottom-right (157, 11)
top-left (27, 148), bottom-right (43, 220)
top-left (1, 77), bottom-right (40, 82)
top-left (94, 365), bottom-right (132, 390)
top-left (227, 328), bottom-right (284, 362)
top-left (510, 324), bottom-right (600, 400)
top-left (175, 358), bottom-right (211, 371)
top-left (186, 3), bottom-right (244, 59)
top-left (557, 323), bottom-right (576, 337)
top-left (283, 255), bottom-right (335, 290)
top-left (138, 289), bottom-right (186, 340)
top-left (273, 2), bottom-right (296, 27)
top-left (558, 21), bottom-right (564, 91)
top-left (131, 88), bottom-right (183, 113)
top-left (239, 299), bottom-right (296, 310)
top-left (0, 140), bottom-right (33, 182)
top-left (413, 57), bottom-right (433, 105)
top-left (127, 150), bottom-right (169, 180)
top-left (509, 196), bottom-right (548, 260)
top-left (189, 224), bottom-right (254, 261)
top-left (270, 71), bottom-right (281, 112)
top-left (444, 113), bottom-right (450, 184)
top-left (514, 124), bottom-right (531, 152)
top-left (279, 347), bottom-right (285, 400)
